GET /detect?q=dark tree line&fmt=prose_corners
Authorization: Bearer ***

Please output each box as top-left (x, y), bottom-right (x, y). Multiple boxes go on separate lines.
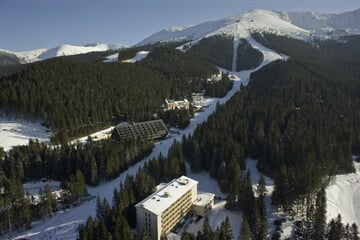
top-left (186, 34), bottom-right (234, 71)
top-left (183, 34), bottom-right (360, 212)
top-left (235, 39), bottom-right (264, 71)
top-left (0, 138), bottom-right (153, 185)
top-left (139, 47), bottom-right (218, 99)
top-left (186, 35), bottom-right (264, 72)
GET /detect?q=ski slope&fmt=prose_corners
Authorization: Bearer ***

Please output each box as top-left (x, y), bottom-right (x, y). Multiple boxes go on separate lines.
top-left (12, 37), bottom-right (284, 240)
top-left (326, 157), bottom-right (360, 227)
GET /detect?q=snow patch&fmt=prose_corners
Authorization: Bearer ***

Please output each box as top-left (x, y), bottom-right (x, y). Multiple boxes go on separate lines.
top-left (0, 118), bottom-right (51, 152)
top-left (69, 126), bottom-right (115, 145)
top-left (38, 43), bottom-right (110, 60)
top-left (23, 180), bottom-right (61, 196)
top-left (103, 53), bottom-right (119, 63)
top-left (122, 51), bottom-right (150, 63)
top-left (326, 158), bottom-right (360, 226)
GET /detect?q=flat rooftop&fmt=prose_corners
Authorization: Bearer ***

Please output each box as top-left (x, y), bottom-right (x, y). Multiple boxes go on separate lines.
top-left (193, 191), bottom-right (215, 207)
top-left (136, 176), bottom-right (198, 215)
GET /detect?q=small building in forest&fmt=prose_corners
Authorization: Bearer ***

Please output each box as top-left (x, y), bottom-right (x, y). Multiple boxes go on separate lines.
top-left (111, 119), bottom-right (168, 142)
top-left (164, 99), bottom-right (190, 111)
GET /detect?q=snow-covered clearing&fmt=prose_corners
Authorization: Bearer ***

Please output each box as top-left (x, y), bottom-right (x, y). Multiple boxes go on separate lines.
top-left (122, 50), bottom-right (149, 63)
top-left (103, 53), bottom-right (119, 63)
top-left (0, 118), bottom-right (51, 152)
top-left (326, 156), bottom-right (360, 227)
top-left (12, 38), bottom-right (283, 240)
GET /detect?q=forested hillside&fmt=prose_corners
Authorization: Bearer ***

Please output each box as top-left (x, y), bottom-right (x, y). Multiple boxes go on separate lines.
top-left (139, 47), bottom-right (218, 98)
top-left (186, 35), bottom-right (263, 71)
top-left (235, 38), bottom-right (264, 71)
top-left (0, 47), bottom-right (217, 142)
top-left (184, 34), bottom-right (360, 212)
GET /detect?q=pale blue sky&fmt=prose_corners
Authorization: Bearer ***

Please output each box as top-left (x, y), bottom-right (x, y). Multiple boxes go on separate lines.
top-left (0, 0), bottom-right (359, 51)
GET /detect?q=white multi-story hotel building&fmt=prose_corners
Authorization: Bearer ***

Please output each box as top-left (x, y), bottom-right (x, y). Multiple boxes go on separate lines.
top-left (135, 176), bottom-right (199, 240)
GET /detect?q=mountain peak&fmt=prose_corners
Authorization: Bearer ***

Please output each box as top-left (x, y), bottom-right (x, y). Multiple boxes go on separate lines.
top-left (137, 8), bottom-right (360, 47)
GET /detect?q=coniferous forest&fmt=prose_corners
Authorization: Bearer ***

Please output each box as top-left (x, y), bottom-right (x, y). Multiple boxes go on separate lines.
top-left (0, 47), bottom-right (218, 142)
top-left (186, 35), bottom-right (264, 71)
top-left (184, 34), bottom-right (360, 213)
top-left (1, 32), bottom-right (360, 239)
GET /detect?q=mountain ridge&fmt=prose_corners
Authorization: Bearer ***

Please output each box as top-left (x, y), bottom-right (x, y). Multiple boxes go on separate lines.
top-left (0, 43), bottom-right (125, 65)
top-left (137, 8), bottom-right (360, 46)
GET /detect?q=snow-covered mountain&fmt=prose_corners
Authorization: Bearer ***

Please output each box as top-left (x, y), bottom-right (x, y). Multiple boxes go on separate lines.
top-left (0, 43), bottom-right (125, 64)
top-left (279, 8), bottom-right (360, 36)
top-left (137, 8), bottom-right (360, 46)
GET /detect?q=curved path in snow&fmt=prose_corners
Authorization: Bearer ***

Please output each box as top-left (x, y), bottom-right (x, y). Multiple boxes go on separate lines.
top-left (13, 38), bottom-right (284, 240)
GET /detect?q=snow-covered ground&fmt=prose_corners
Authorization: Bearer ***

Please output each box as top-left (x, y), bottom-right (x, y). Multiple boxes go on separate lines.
top-left (122, 50), bottom-right (150, 63)
top-left (1, 43), bottom-right (124, 64)
top-left (103, 53), bottom-right (119, 63)
top-left (139, 8), bottom-right (360, 47)
top-left (326, 156), bottom-right (360, 227)
top-left (11, 37), bottom-right (283, 240)
top-left (69, 126), bottom-right (114, 145)
top-left (0, 118), bottom-right (51, 152)
top-left (23, 180), bottom-right (61, 196)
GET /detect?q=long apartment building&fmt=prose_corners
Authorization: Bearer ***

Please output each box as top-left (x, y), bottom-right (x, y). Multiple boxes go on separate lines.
top-left (111, 119), bottom-right (168, 142)
top-left (135, 176), bottom-right (198, 240)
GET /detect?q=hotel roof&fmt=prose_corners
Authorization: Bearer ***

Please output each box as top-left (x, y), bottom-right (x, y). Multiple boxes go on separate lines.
top-left (135, 176), bottom-right (198, 215)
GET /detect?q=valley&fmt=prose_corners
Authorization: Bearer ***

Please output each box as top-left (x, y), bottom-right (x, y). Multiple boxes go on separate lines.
top-left (8, 35), bottom-right (283, 239)
top-left (0, 6), bottom-right (360, 240)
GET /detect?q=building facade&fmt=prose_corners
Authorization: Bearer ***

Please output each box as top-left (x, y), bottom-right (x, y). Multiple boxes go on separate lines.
top-left (135, 176), bottom-right (198, 240)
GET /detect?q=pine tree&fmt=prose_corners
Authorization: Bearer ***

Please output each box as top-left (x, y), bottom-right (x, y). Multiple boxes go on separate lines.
top-left (202, 216), bottom-right (212, 239)
top-left (219, 216), bottom-right (233, 240)
top-left (253, 202), bottom-right (267, 240)
top-left (313, 188), bottom-right (326, 240)
top-left (351, 223), bottom-right (359, 240)
top-left (256, 174), bottom-right (266, 198)
top-left (41, 184), bottom-right (56, 216)
top-left (225, 155), bottom-right (241, 207)
top-left (239, 216), bottom-right (252, 240)
top-left (327, 215), bottom-right (344, 240)
top-left (239, 170), bottom-right (255, 226)
top-left (97, 218), bottom-right (111, 240)
top-left (19, 195), bottom-right (32, 229)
